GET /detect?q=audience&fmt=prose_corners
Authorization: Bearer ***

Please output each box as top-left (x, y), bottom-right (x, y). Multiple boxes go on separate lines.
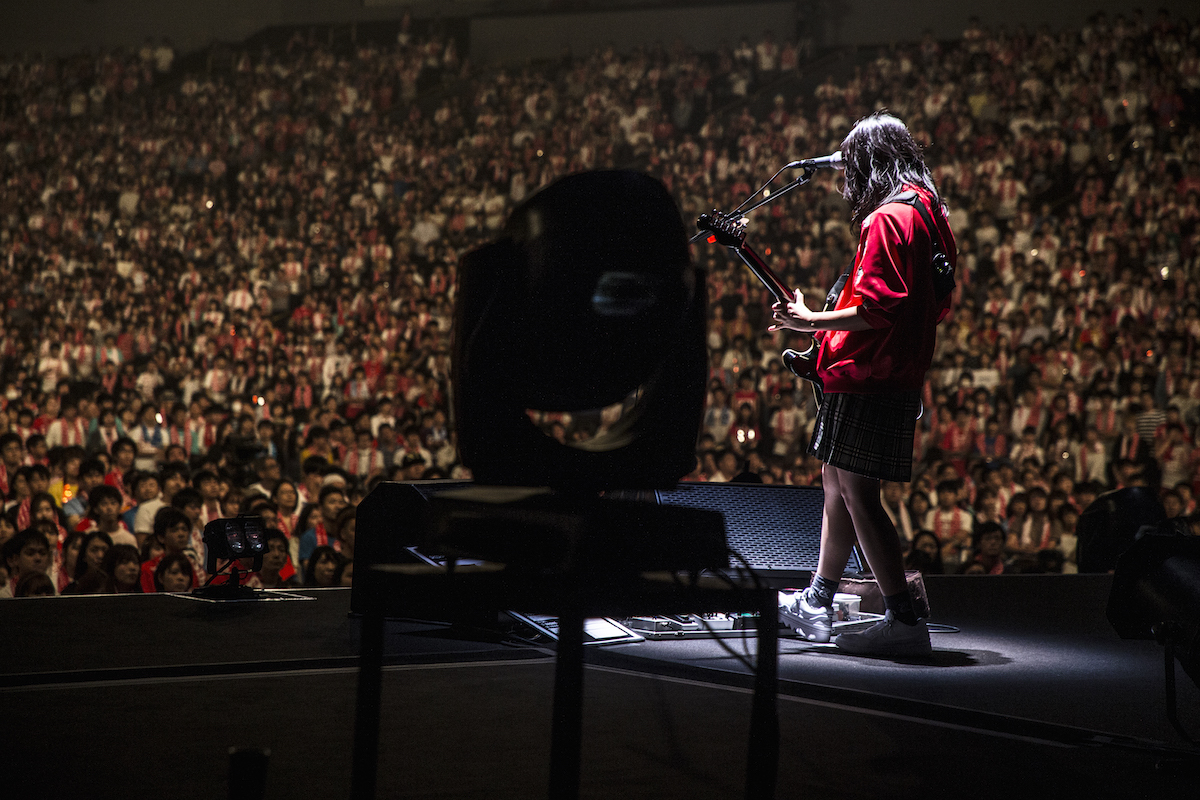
top-left (0, 10), bottom-right (1198, 593)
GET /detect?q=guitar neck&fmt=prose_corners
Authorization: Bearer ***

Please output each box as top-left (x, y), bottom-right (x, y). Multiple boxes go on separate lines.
top-left (731, 243), bottom-right (792, 306)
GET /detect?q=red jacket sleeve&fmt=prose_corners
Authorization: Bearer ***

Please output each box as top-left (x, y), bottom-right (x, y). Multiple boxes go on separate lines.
top-left (853, 211), bottom-right (914, 329)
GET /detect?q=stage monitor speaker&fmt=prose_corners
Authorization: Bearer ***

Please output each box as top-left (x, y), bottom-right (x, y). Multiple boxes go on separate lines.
top-left (655, 482), bottom-right (853, 576)
top-left (351, 480), bottom-right (470, 615)
top-left (1076, 486), bottom-right (1166, 574)
top-left (354, 479), bottom-right (842, 614)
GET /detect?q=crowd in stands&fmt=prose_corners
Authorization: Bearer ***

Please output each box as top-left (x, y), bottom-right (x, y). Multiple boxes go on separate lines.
top-left (1, 9), bottom-right (1199, 597)
top-left (690, 9), bottom-right (1200, 576)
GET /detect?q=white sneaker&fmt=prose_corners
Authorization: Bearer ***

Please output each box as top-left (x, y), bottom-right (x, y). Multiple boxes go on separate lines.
top-left (779, 587), bottom-right (834, 643)
top-left (833, 610), bottom-right (932, 656)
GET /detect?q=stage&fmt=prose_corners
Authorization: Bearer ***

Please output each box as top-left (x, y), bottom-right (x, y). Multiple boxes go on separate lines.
top-left (2, 575), bottom-right (1197, 799)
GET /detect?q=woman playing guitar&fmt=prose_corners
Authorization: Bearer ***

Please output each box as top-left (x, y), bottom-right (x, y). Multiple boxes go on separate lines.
top-left (712, 112), bottom-right (956, 656)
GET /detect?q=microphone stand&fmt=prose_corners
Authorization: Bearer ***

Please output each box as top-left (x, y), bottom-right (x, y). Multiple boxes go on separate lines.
top-left (689, 166), bottom-right (818, 244)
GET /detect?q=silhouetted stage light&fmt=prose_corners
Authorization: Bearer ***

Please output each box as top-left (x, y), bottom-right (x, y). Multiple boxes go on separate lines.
top-left (453, 169), bottom-right (706, 492)
top-left (348, 172), bottom-right (778, 800)
top-left (1108, 532), bottom-right (1200, 739)
top-left (1077, 487), bottom-right (1165, 573)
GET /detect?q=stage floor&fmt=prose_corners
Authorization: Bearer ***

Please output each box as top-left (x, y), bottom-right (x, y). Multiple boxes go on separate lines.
top-left (598, 574), bottom-right (1200, 746)
top-left (2, 576), bottom-right (1198, 799)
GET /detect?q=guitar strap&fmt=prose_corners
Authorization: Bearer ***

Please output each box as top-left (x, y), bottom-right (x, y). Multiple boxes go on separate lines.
top-left (891, 190), bottom-right (956, 301)
top-left (824, 271), bottom-right (849, 310)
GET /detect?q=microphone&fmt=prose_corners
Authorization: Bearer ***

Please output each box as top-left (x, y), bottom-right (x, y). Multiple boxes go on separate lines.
top-left (785, 151), bottom-right (843, 170)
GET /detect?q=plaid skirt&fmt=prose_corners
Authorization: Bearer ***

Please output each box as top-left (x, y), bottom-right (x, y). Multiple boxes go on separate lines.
top-left (808, 391), bottom-right (922, 482)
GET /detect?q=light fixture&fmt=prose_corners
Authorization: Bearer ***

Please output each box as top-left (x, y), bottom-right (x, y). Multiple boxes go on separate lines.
top-left (197, 516), bottom-right (266, 599)
top-left (1108, 532), bottom-right (1200, 740)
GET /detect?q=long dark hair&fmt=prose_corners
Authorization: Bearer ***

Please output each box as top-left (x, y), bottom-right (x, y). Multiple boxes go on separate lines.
top-left (74, 530), bottom-right (114, 581)
top-left (304, 545), bottom-right (342, 587)
top-left (840, 111), bottom-right (939, 227)
top-left (154, 552), bottom-right (196, 592)
top-left (100, 543), bottom-right (143, 593)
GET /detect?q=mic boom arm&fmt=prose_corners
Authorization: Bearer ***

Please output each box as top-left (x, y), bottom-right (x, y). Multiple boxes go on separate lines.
top-left (688, 167), bottom-right (818, 245)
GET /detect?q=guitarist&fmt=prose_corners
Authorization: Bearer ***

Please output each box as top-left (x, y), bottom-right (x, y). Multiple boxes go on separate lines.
top-left (771, 112), bottom-right (956, 656)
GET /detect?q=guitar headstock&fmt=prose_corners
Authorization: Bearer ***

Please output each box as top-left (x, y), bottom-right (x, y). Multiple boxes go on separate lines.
top-left (697, 210), bottom-right (747, 248)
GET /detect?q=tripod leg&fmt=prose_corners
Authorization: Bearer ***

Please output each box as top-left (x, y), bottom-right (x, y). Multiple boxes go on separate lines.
top-left (548, 609), bottom-right (586, 800)
top-left (351, 604), bottom-right (385, 799)
top-left (746, 593), bottom-right (779, 799)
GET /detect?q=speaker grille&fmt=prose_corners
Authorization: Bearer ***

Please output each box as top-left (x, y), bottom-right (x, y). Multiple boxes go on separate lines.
top-left (656, 482), bottom-right (859, 573)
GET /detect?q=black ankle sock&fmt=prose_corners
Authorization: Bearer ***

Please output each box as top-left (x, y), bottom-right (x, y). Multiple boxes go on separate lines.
top-left (884, 591), bottom-right (920, 626)
top-left (808, 574), bottom-right (839, 609)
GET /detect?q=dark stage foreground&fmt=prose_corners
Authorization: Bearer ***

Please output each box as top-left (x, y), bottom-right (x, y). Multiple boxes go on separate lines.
top-left (3, 575), bottom-right (1198, 799)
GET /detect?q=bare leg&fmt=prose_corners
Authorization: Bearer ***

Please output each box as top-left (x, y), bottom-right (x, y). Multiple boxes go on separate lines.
top-left (832, 466), bottom-right (907, 597)
top-left (816, 462), bottom-right (858, 583)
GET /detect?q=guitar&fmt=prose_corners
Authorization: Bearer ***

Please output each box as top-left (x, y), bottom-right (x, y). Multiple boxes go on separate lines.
top-left (697, 210), bottom-right (827, 407)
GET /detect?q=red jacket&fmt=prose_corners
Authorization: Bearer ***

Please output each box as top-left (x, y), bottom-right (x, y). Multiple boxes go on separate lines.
top-left (817, 186), bottom-right (955, 393)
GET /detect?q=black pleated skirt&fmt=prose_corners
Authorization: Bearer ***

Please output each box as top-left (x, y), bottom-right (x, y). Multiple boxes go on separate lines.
top-left (808, 391), bottom-right (922, 482)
